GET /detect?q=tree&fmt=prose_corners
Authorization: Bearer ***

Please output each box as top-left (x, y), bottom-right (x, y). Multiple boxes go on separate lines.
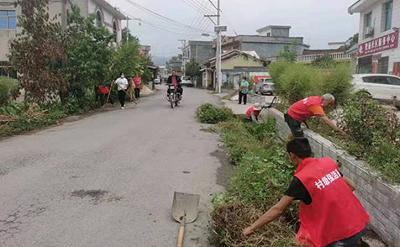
top-left (121, 27), bottom-right (139, 44)
top-left (110, 40), bottom-right (142, 79)
top-left (185, 59), bottom-right (201, 78)
top-left (10, 0), bottom-right (67, 103)
top-left (63, 5), bottom-right (114, 108)
top-left (278, 40), bottom-right (300, 62)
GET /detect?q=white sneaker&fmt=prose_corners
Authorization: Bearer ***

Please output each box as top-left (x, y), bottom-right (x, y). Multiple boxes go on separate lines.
top-left (121, 107), bottom-right (125, 110)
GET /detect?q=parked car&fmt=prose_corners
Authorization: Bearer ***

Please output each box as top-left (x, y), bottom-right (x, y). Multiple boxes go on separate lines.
top-left (256, 78), bottom-right (275, 95)
top-left (154, 78), bottom-right (161, 84)
top-left (352, 74), bottom-right (400, 104)
top-left (181, 77), bottom-right (194, 87)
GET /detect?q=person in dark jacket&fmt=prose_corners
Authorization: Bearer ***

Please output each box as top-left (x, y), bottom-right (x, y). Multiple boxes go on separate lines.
top-left (167, 70), bottom-right (183, 96)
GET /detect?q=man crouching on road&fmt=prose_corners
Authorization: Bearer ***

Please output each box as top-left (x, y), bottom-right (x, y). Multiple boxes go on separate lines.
top-left (285, 94), bottom-right (346, 138)
top-left (243, 138), bottom-right (369, 247)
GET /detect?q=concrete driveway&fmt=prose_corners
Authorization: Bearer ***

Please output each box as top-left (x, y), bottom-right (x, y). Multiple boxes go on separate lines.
top-left (0, 86), bottom-right (228, 247)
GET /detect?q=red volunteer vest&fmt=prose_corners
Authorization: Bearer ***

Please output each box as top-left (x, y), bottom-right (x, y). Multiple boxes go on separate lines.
top-left (294, 158), bottom-right (369, 247)
top-left (288, 96), bottom-right (322, 122)
top-left (245, 106), bottom-right (260, 120)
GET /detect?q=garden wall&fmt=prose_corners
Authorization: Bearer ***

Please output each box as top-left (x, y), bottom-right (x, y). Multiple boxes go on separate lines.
top-left (266, 108), bottom-right (400, 247)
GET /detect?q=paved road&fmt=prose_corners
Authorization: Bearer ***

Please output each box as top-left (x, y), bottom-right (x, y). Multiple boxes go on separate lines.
top-left (0, 87), bottom-right (228, 247)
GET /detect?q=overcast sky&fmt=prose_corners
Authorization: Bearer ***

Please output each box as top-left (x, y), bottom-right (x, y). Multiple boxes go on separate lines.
top-left (110, 0), bottom-right (360, 62)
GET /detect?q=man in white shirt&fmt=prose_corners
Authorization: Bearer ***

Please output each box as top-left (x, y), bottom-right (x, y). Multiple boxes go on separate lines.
top-left (115, 73), bottom-right (129, 109)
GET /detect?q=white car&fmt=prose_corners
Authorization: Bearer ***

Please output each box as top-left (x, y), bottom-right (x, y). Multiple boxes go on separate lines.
top-left (181, 77), bottom-right (194, 87)
top-left (352, 74), bottom-right (400, 102)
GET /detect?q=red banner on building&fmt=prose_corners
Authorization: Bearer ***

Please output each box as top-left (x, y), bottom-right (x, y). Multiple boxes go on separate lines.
top-left (358, 30), bottom-right (399, 57)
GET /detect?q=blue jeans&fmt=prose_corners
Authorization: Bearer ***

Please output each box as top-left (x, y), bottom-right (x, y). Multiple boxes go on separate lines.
top-left (327, 228), bottom-right (367, 247)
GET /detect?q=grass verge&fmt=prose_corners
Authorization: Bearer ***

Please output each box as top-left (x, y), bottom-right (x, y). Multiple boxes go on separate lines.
top-left (211, 118), bottom-right (299, 247)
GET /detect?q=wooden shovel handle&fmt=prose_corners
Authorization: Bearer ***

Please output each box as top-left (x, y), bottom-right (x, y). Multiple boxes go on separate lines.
top-left (176, 224), bottom-right (185, 247)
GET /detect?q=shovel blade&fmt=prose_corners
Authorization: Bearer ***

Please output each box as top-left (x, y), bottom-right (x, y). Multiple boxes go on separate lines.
top-left (172, 192), bottom-right (200, 224)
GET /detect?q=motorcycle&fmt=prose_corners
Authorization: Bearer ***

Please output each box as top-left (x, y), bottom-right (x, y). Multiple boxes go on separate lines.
top-left (167, 85), bottom-right (182, 109)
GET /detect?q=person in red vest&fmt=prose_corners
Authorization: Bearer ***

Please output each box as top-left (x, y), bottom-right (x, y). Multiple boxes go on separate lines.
top-left (243, 138), bottom-right (369, 247)
top-left (133, 74), bottom-right (142, 99)
top-left (285, 94), bottom-right (346, 138)
top-left (245, 103), bottom-right (263, 123)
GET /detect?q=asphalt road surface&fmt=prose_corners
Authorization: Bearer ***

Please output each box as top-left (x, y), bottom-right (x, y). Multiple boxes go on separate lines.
top-left (0, 86), bottom-right (229, 247)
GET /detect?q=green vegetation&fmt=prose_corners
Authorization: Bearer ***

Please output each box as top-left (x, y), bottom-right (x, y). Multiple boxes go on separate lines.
top-left (0, 103), bottom-right (65, 137)
top-left (212, 118), bottom-right (298, 247)
top-left (270, 60), bottom-right (400, 183)
top-left (0, 77), bottom-right (19, 106)
top-left (269, 61), bottom-right (352, 104)
top-left (1, 1), bottom-right (153, 138)
top-left (196, 103), bottom-right (234, 124)
top-left (339, 94), bottom-right (400, 183)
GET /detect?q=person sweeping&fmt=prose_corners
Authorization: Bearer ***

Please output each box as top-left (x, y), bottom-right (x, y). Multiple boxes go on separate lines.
top-left (284, 94), bottom-right (346, 138)
top-left (243, 138), bottom-right (369, 247)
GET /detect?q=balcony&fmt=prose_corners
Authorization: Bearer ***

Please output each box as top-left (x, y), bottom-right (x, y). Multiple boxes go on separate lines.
top-left (297, 52), bottom-right (353, 63)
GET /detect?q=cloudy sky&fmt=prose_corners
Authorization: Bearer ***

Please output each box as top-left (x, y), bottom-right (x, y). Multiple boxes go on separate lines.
top-left (110, 0), bottom-right (360, 63)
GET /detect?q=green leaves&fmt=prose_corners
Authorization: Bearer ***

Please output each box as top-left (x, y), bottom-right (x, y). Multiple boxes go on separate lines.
top-left (196, 103), bottom-right (234, 124)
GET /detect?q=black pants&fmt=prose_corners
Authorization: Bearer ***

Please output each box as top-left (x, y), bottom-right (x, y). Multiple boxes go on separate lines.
top-left (239, 92), bottom-right (247, 104)
top-left (134, 88), bottom-right (140, 98)
top-left (284, 113), bottom-right (304, 138)
top-left (118, 90), bottom-right (126, 107)
top-left (327, 228), bottom-right (367, 247)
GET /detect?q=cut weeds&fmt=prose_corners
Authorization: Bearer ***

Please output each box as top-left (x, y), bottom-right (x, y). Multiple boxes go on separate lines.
top-left (212, 118), bottom-right (299, 247)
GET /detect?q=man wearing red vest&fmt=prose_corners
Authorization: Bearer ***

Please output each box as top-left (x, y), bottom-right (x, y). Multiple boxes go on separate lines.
top-left (243, 138), bottom-right (369, 247)
top-left (285, 94), bottom-right (346, 138)
top-left (245, 103), bottom-right (262, 123)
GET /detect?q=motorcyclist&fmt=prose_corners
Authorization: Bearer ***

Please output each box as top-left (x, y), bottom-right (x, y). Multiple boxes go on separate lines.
top-left (167, 70), bottom-right (183, 97)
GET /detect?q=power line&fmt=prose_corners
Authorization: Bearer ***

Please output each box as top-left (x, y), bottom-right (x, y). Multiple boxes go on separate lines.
top-left (122, 11), bottom-right (207, 37)
top-left (122, 0), bottom-right (212, 34)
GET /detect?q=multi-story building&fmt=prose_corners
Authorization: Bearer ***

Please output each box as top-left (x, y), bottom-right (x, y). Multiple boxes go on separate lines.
top-left (349, 0), bottom-right (400, 75)
top-left (220, 25), bottom-right (309, 61)
top-left (0, 0), bottom-right (126, 64)
top-left (182, 40), bottom-right (214, 65)
top-left (166, 55), bottom-right (183, 74)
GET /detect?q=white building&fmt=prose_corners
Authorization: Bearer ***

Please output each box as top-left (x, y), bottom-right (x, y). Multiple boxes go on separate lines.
top-left (349, 0), bottom-right (400, 75)
top-left (0, 0), bottom-right (126, 64)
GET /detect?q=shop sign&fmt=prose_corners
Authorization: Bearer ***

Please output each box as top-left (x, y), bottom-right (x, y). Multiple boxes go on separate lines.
top-left (358, 30), bottom-right (398, 57)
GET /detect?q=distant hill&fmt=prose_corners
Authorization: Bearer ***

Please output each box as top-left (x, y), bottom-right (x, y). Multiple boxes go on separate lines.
top-left (152, 56), bottom-right (170, 66)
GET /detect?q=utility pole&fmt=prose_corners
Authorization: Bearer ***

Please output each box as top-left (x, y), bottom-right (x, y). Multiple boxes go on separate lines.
top-left (178, 39), bottom-right (187, 76)
top-left (215, 0), bottom-right (221, 94)
top-left (126, 16), bottom-right (130, 43)
top-left (205, 0), bottom-right (225, 94)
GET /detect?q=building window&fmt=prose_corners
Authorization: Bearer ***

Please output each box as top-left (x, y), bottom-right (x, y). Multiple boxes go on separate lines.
top-left (364, 12), bottom-right (373, 38)
top-left (96, 10), bottom-right (103, 27)
top-left (383, 0), bottom-right (393, 31)
top-left (0, 10), bottom-right (16, 30)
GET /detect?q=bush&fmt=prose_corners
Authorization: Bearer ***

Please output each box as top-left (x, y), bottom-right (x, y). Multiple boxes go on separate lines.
top-left (269, 62), bottom-right (352, 105)
top-left (319, 64), bottom-right (352, 104)
top-left (340, 93), bottom-right (400, 147)
top-left (279, 63), bottom-right (320, 104)
top-left (0, 77), bottom-right (19, 106)
top-left (269, 61), bottom-right (290, 92)
top-left (196, 103), bottom-right (233, 124)
top-left (338, 93), bottom-right (400, 183)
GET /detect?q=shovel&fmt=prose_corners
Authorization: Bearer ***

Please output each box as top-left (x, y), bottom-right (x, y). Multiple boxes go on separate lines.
top-left (172, 192), bottom-right (200, 247)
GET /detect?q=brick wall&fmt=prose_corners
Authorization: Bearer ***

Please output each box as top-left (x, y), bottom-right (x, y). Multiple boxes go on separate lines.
top-left (266, 108), bottom-right (400, 247)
